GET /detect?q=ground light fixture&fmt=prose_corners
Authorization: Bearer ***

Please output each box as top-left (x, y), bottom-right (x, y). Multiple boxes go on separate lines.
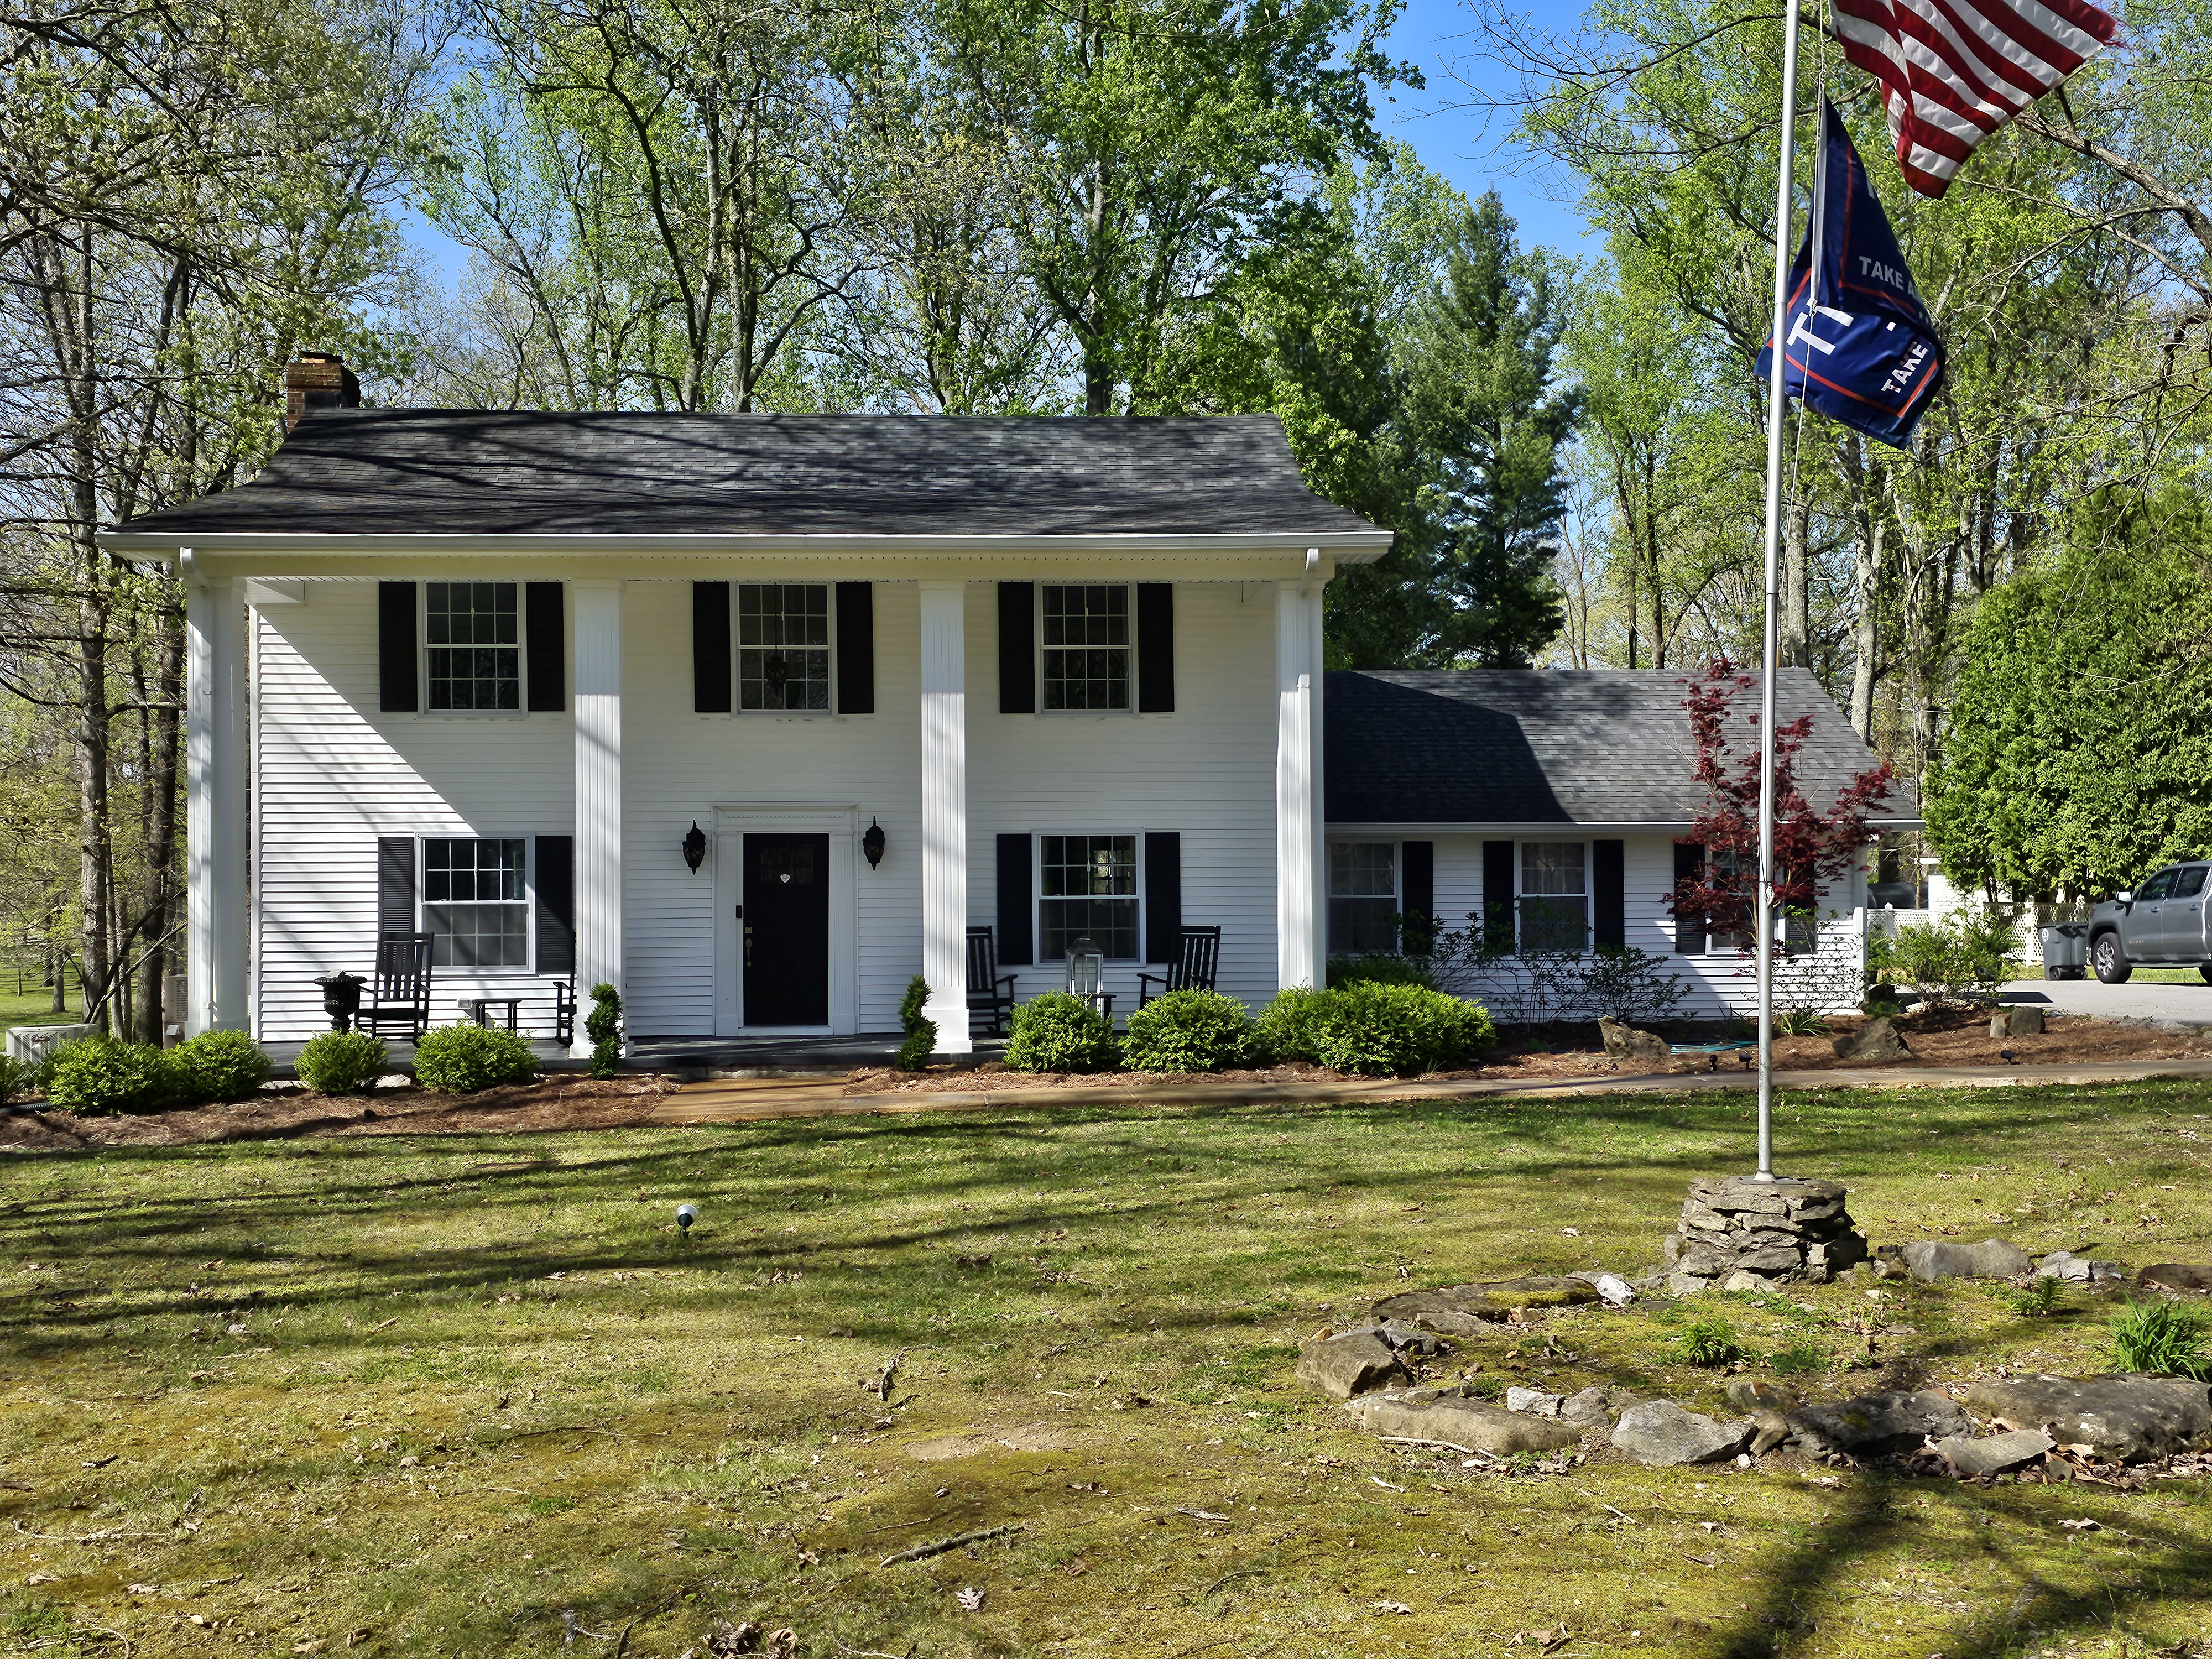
top-left (676, 1203), bottom-right (697, 1233)
top-left (862, 817), bottom-right (886, 869)
top-left (682, 821), bottom-right (707, 873)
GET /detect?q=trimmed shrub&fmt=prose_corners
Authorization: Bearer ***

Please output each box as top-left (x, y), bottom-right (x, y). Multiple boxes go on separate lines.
top-left (896, 975), bottom-right (937, 1072)
top-left (1325, 954), bottom-right (1436, 990)
top-left (296, 1030), bottom-right (388, 1094)
top-left (414, 1022), bottom-right (538, 1094)
top-left (1254, 987), bottom-right (1331, 1063)
top-left (1004, 993), bottom-right (1116, 1073)
top-left (1311, 982), bottom-right (1495, 1077)
top-left (0, 1054), bottom-right (43, 1102)
top-left (586, 982), bottom-right (623, 1079)
top-left (44, 1036), bottom-right (179, 1115)
top-left (171, 1029), bottom-right (272, 1103)
top-left (1120, 989), bottom-right (1254, 1072)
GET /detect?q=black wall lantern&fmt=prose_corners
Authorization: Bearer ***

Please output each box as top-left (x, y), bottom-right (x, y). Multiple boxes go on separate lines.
top-left (862, 817), bottom-right (886, 870)
top-left (682, 820), bottom-right (707, 873)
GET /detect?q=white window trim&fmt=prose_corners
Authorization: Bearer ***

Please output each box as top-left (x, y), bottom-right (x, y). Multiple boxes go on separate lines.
top-left (1515, 838), bottom-right (1592, 956)
top-left (1035, 582), bottom-right (1137, 718)
top-left (419, 581), bottom-right (528, 719)
top-left (732, 581), bottom-right (837, 718)
top-left (1327, 839), bottom-right (1400, 957)
top-left (416, 833), bottom-right (539, 977)
top-left (1034, 830), bottom-right (1146, 965)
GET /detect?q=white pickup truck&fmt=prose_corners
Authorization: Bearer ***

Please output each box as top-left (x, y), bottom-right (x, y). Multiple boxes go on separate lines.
top-left (2088, 862), bottom-right (2212, 983)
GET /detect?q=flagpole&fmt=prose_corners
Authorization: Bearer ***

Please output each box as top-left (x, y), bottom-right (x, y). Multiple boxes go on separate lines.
top-left (1754, 0), bottom-right (1805, 1185)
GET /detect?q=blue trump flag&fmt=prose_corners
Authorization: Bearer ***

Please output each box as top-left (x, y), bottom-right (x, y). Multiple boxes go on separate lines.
top-left (1755, 99), bottom-right (1944, 448)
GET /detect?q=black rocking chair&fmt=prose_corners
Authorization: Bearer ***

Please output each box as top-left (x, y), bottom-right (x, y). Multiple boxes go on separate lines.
top-left (1137, 926), bottom-right (1223, 1008)
top-left (966, 926), bottom-right (1019, 1036)
top-left (359, 932), bottom-right (434, 1041)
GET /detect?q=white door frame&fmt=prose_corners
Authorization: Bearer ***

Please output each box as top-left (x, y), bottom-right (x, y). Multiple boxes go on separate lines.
top-left (712, 802), bottom-right (859, 1037)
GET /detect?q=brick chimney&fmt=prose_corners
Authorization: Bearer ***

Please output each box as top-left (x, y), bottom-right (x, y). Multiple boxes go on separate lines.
top-left (285, 351), bottom-right (360, 429)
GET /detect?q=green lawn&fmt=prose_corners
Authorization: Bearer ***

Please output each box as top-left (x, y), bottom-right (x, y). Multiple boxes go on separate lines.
top-left (3, 1082), bottom-right (2210, 1658)
top-left (0, 982), bottom-right (82, 1029)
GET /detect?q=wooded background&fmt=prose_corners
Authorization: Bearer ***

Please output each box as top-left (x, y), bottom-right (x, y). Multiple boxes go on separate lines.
top-left (5, 0), bottom-right (2208, 1029)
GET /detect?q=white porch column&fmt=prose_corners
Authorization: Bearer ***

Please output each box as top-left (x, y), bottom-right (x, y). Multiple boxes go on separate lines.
top-left (919, 580), bottom-right (971, 1053)
top-left (183, 559), bottom-right (248, 1034)
top-left (1275, 577), bottom-right (1327, 989)
top-left (573, 581), bottom-right (624, 1040)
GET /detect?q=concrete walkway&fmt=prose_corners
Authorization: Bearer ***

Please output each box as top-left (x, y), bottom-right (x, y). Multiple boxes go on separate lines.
top-left (648, 1054), bottom-right (2212, 1126)
top-left (2001, 976), bottom-right (2212, 1027)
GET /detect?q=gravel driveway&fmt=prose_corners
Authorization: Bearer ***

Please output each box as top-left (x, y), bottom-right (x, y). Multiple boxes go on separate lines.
top-left (2000, 976), bottom-right (2212, 1027)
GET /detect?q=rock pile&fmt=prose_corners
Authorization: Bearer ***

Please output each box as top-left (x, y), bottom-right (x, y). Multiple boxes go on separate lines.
top-left (1662, 1176), bottom-right (1869, 1291)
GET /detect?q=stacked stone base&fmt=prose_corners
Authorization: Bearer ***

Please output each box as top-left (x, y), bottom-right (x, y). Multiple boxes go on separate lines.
top-left (1662, 1176), bottom-right (1867, 1290)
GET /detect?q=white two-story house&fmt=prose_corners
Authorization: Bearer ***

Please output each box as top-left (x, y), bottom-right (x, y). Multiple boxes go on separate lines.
top-left (100, 357), bottom-right (1392, 1053)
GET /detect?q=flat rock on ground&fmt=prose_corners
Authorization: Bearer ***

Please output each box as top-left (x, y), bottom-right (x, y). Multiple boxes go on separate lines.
top-left (1833, 1017), bottom-right (1909, 1060)
top-left (1963, 1374), bottom-right (2212, 1462)
top-left (1370, 1277), bottom-right (1601, 1333)
top-left (1786, 1390), bottom-right (1971, 1457)
top-left (1934, 1429), bottom-right (2055, 1478)
top-left (1295, 1331), bottom-right (1408, 1400)
top-left (2140, 1263), bottom-right (2212, 1292)
top-left (1345, 1391), bottom-right (1584, 1457)
top-left (2038, 1250), bottom-right (2125, 1282)
top-left (1902, 1238), bottom-right (2034, 1281)
top-left (1597, 1018), bottom-right (1676, 1066)
top-left (1610, 1400), bottom-right (1753, 1467)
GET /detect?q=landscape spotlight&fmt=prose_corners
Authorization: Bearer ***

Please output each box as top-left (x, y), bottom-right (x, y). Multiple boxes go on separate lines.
top-left (676, 1203), bottom-right (697, 1233)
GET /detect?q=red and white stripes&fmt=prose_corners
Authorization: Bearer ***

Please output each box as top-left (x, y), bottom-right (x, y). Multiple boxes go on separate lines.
top-left (1831, 0), bottom-right (2118, 196)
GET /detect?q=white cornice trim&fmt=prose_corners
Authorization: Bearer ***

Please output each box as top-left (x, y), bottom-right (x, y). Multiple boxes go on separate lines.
top-left (1323, 817), bottom-right (1926, 836)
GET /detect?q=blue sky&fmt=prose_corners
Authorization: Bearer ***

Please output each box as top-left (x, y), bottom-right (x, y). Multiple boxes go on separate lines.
top-left (397, 0), bottom-right (1599, 286)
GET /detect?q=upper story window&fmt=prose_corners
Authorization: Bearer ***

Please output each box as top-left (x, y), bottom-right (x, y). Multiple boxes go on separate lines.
top-left (423, 838), bottom-right (529, 968)
top-left (739, 583), bottom-right (830, 711)
top-left (1040, 833), bottom-right (1138, 959)
top-left (426, 582), bottom-right (519, 710)
top-left (1520, 841), bottom-right (1588, 953)
top-left (1329, 842), bottom-right (1398, 953)
top-left (1041, 585), bottom-right (1129, 711)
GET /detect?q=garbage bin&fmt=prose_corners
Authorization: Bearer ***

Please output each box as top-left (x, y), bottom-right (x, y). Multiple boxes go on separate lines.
top-left (2040, 924), bottom-right (2089, 981)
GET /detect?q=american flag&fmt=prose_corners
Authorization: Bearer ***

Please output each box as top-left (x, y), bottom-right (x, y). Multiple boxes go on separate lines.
top-left (1832, 0), bottom-right (2119, 197)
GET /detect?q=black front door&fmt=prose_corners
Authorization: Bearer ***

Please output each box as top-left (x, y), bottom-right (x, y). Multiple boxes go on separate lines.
top-left (744, 833), bottom-right (830, 1025)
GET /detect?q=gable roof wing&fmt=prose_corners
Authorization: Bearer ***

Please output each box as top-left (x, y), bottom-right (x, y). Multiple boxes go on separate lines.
top-left (1324, 669), bottom-right (1919, 828)
top-left (103, 409), bottom-right (1385, 545)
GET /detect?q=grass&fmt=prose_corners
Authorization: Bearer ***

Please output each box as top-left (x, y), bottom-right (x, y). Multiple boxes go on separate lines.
top-left (2, 1080), bottom-right (2211, 1658)
top-left (0, 983), bottom-right (81, 1030)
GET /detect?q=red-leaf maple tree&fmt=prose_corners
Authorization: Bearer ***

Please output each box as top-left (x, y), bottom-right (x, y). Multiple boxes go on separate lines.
top-left (1670, 660), bottom-right (1896, 946)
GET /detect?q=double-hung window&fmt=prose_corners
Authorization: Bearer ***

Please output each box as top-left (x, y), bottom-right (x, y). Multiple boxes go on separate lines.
top-left (1329, 843), bottom-right (1398, 953)
top-left (1041, 585), bottom-right (1129, 711)
top-left (1519, 842), bottom-right (1588, 953)
top-left (422, 838), bottom-right (530, 968)
top-left (738, 583), bottom-right (831, 711)
top-left (1039, 834), bottom-right (1138, 959)
top-left (426, 582), bottom-right (519, 710)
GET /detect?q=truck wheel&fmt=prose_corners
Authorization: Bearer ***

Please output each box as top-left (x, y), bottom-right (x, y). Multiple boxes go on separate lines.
top-left (2200, 963), bottom-right (2212, 985)
top-left (2091, 932), bottom-right (2132, 984)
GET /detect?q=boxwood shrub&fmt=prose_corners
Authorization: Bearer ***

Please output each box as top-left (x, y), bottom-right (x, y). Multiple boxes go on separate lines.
top-left (1324, 953), bottom-right (1437, 990)
top-left (1003, 993), bottom-right (1116, 1074)
top-left (171, 1029), bottom-right (273, 1103)
top-left (414, 1022), bottom-right (538, 1094)
top-left (1254, 987), bottom-right (1331, 1063)
top-left (296, 1030), bottom-right (389, 1094)
top-left (1119, 989), bottom-right (1254, 1072)
top-left (44, 1036), bottom-right (180, 1115)
top-left (1313, 981), bottom-right (1495, 1076)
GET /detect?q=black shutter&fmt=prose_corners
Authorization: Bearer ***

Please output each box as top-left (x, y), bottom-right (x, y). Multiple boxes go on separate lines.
top-left (525, 582), bottom-right (565, 712)
top-left (693, 581), bottom-right (731, 713)
top-left (1401, 840), bottom-right (1434, 956)
top-left (1145, 831), bottom-right (1181, 963)
top-left (1673, 842), bottom-right (1705, 954)
top-left (377, 837), bottom-right (415, 939)
top-left (1593, 839), bottom-right (1626, 950)
top-left (836, 582), bottom-right (874, 714)
top-left (536, 835), bottom-right (575, 974)
top-left (1483, 839), bottom-right (1516, 954)
top-left (997, 834), bottom-right (1032, 965)
top-left (378, 582), bottom-right (417, 712)
top-left (1136, 583), bottom-right (1175, 713)
top-left (998, 582), bottom-right (1035, 713)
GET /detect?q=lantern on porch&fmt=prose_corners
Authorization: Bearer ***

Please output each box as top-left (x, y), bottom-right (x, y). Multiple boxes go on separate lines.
top-left (1065, 935), bottom-right (1104, 1006)
top-left (682, 821), bottom-right (707, 873)
top-left (862, 817), bottom-right (886, 870)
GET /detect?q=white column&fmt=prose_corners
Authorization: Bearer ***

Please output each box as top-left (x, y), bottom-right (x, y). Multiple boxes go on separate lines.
top-left (919, 580), bottom-right (970, 1053)
top-left (573, 581), bottom-right (623, 1042)
top-left (184, 561), bottom-right (248, 1034)
top-left (1276, 580), bottom-right (1327, 990)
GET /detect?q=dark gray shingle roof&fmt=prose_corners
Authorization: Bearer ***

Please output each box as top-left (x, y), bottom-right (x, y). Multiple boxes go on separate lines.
top-left (109, 409), bottom-right (1381, 540)
top-left (1324, 669), bottom-right (1918, 826)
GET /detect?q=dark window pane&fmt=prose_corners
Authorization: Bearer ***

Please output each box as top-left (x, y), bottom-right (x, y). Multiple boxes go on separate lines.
top-left (421, 839), bottom-right (529, 967)
top-left (1040, 586), bottom-right (1129, 710)
top-left (737, 585), bottom-right (832, 710)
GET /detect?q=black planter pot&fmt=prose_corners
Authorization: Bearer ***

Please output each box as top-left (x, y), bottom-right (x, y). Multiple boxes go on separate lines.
top-left (315, 972), bottom-right (366, 1032)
